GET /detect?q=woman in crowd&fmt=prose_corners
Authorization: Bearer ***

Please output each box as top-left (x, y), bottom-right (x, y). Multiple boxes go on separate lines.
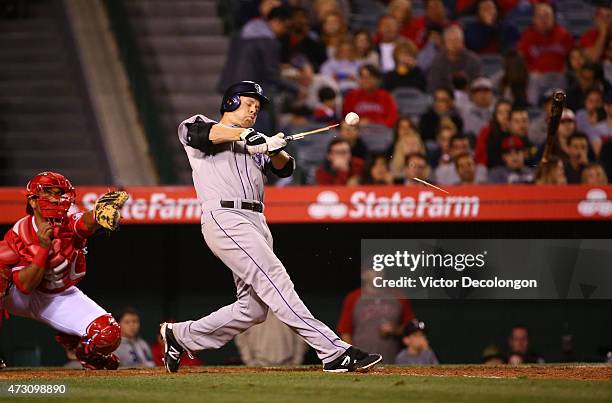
top-left (475, 99), bottom-right (512, 168)
top-left (389, 117), bottom-right (426, 180)
top-left (319, 11), bottom-right (347, 60)
top-left (353, 30), bottom-right (379, 67)
top-left (361, 154), bottom-right (395, 185)
top-left (493, 50), bottom-right (529, 107)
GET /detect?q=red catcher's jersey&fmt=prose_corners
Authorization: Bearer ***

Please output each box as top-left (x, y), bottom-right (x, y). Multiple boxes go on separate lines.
top-left (2, 214), bottom-right (90, 294)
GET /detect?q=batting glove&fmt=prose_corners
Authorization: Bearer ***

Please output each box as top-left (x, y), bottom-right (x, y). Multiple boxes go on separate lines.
top-left (240, 128), bottom-right (268, 155)
top-left (266, 132), bottom-right (287, 156)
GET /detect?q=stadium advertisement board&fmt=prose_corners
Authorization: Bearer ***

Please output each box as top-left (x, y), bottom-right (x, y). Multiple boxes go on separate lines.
top-left (0, 185), bottom-right (610, 224)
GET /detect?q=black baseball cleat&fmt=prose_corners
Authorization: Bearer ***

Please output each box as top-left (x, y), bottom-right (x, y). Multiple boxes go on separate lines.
top-left (323, 347), bottom-right (382, 373)
top-left (160, 323), bottom-right (184, 373)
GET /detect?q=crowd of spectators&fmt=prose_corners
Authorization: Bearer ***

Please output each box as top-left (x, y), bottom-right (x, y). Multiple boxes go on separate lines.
top-left (223, 0), bottom-right (612, 187)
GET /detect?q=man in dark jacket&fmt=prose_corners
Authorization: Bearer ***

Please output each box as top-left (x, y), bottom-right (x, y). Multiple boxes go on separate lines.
top-left (218, 6), bottom-right (296, 132)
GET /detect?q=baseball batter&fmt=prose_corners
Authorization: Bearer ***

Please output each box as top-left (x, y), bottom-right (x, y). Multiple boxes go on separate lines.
top-left (161, 81), bottom-right (382, 373)
top-left (0, 172), bottom-right (129, 369)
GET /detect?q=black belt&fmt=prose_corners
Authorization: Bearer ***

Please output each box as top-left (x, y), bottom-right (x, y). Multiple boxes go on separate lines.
top-left (220, 200), bottom-right (263, 213)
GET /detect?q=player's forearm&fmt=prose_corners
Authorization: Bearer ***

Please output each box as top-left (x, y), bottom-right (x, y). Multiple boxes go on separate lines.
top-left (16, 264), bottom-right (46, 292)
top-left (82, 210), bottom-right (100, 232)
top-left (270, 151), bottom-right (290, 169)
top-left (209, 125), bottom-right (245, 144)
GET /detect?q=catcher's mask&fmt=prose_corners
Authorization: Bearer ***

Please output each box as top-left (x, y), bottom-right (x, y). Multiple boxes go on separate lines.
top-left (26, 171), bottom-right (76, 226)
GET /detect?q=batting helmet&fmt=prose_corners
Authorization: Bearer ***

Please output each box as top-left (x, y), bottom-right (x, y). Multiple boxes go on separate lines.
top-left (220, 81), bottom-right (270, 114)
top-left (25, 171), bottom-right (76, 224)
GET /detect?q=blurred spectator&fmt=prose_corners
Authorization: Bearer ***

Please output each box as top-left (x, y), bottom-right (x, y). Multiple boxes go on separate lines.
top-left (298, 61), bottom-right (340, 110)
top-left (376, 15), bottom-right (401, 73)
top-left (234, 310), bottom-right (307, 366)
top-left (320, 11), bottom-right (347, 59)
top-left (481, 344), bottom-right (505, 365)
top-left (475, 99), bottom-right (512, 168)
top-left (517, 3), bottom-right (573, 105)
top-left (389, 117), bottom-right (426, 178)
top-left (361, 154), bottom-right (394, 185)
top-left (221, 6), bottom-right (292, 91)
top-left (464, 0), bottom-right (520, 54)
top-left (506, 325), bottom-right (544, 364)
top-left (576, 88), bottom-right (605, 141)
top-left (220, 6), bottom-right (294, 132)
top-left (114, 307), bottom-right (155, 368)
top-left (338, 120), bottom-right (368, 160)
top-left (395, 319), bottom-right (439, 365)
top-left (528, 90), bottom-right (554, 146)
top-left (579, 6), bottom-right (612, 63)
top-left (353, 30), bottom-right (379, 67)
top-left (416, 25), bottom-right (444, 72)
top-left (315, 138), bottom-right (364, 185)
top-left (454, 152), bottom-right (481, 185)
top-left (401, 0), bottom-right (449, 49)
top-left (488, 136), bottom-right (535, 184)
top-left (337, 270), bottom-right (415, 364)
top-left (151, 323), bottom-right (203, 367)
top-left (388, 0), bottom-right (414, 37)
top-left (234, 0), bottom-right (282, 29)
top-left (403, 153), bottom-right (433, 185)
top-left (604, 37), bottom-right (612, 87)
top-left (343, 64), bottom-right (398, 128)
top-left (320, 39), bottom-right (360, 94)
top-left (535, 156), bottom-right (567, 185)
top-left (543, 108), bottom-right (576, 162)
top-left (592, 91), bottom-right (612, 153)
top-left (565, 48), bottom-right (587, 92)
top-left (281, 60), bottom-right (339, 126)
top-left (312, 86), bottom-right (339, 124)
top-left (428, 121), bottom-right (457, 169)
top-left (460, 77), bottom-right (495, 138)
top-left (382, 39), bottom-right (427, 92)
top-left (503, 107), bottom-right (537, 165)
top-left (492, 50), bottom-right (529, 107)
top-left (567, 64), bottom-right (602, 112)
top-left (312, 0), bottom-right (343, 28)
top-left (419, 87), bottom-right (464, 143)
top-left (427, 25), bottom-right (483, 93)
top-left (283, 7), bottom-right (327, 71)
top-left (581, 163), bottom-right (609, 185)
top-left (564, 132), bottom-right (590, 184)
top-left (435, 133), bottom-right (487, 185)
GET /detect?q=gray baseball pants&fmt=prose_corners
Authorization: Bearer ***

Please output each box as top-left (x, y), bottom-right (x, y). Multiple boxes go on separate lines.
top-left (172, 204), bottom-right (350, 364)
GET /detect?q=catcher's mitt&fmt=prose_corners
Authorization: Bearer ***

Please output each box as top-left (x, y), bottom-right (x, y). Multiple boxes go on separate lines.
top-left (94, 191), bottom-right (129, 231)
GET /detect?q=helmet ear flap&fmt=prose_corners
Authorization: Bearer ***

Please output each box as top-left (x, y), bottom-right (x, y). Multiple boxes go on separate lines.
top-left (223, 95), bottom-right (241, 113)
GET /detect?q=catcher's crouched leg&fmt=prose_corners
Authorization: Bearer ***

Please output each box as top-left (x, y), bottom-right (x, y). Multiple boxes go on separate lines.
top-left (56, 314), bottom-right (121, 370)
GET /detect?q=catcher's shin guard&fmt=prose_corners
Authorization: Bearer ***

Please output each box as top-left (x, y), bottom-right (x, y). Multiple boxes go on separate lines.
top-left (57, 314), bottom-right (122, 370)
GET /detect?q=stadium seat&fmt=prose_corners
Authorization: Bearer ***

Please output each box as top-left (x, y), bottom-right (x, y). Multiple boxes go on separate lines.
top-left (359, 124), bottom-right (394, 154)
top-left (393, 88), bottom-right (432, 119)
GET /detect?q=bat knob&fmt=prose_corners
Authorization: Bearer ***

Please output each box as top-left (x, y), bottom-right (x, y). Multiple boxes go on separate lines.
top-left (553, 90), bottom-right (566, 102)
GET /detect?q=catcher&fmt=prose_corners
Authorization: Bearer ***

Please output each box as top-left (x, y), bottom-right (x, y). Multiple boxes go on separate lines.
top-left (0, 171), bottom-right (129, 369)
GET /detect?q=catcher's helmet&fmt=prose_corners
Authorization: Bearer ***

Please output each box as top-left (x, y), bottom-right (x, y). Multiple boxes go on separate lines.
top-left (25, 171), bottom-right (76, 224)
top-left (220, 81), bottom-right (269, 114)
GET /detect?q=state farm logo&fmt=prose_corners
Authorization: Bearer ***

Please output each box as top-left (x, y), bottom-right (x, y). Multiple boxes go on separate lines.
top-left (308, 190), bottom-right (479, 220)
top-left (308, 191), bottom-right (348, 219)
top-left (578, 189), bottom-right (612, 217)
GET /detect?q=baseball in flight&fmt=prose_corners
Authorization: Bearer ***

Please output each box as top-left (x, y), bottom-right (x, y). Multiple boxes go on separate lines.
top-left (344, 112), bottom-right (360, 126)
